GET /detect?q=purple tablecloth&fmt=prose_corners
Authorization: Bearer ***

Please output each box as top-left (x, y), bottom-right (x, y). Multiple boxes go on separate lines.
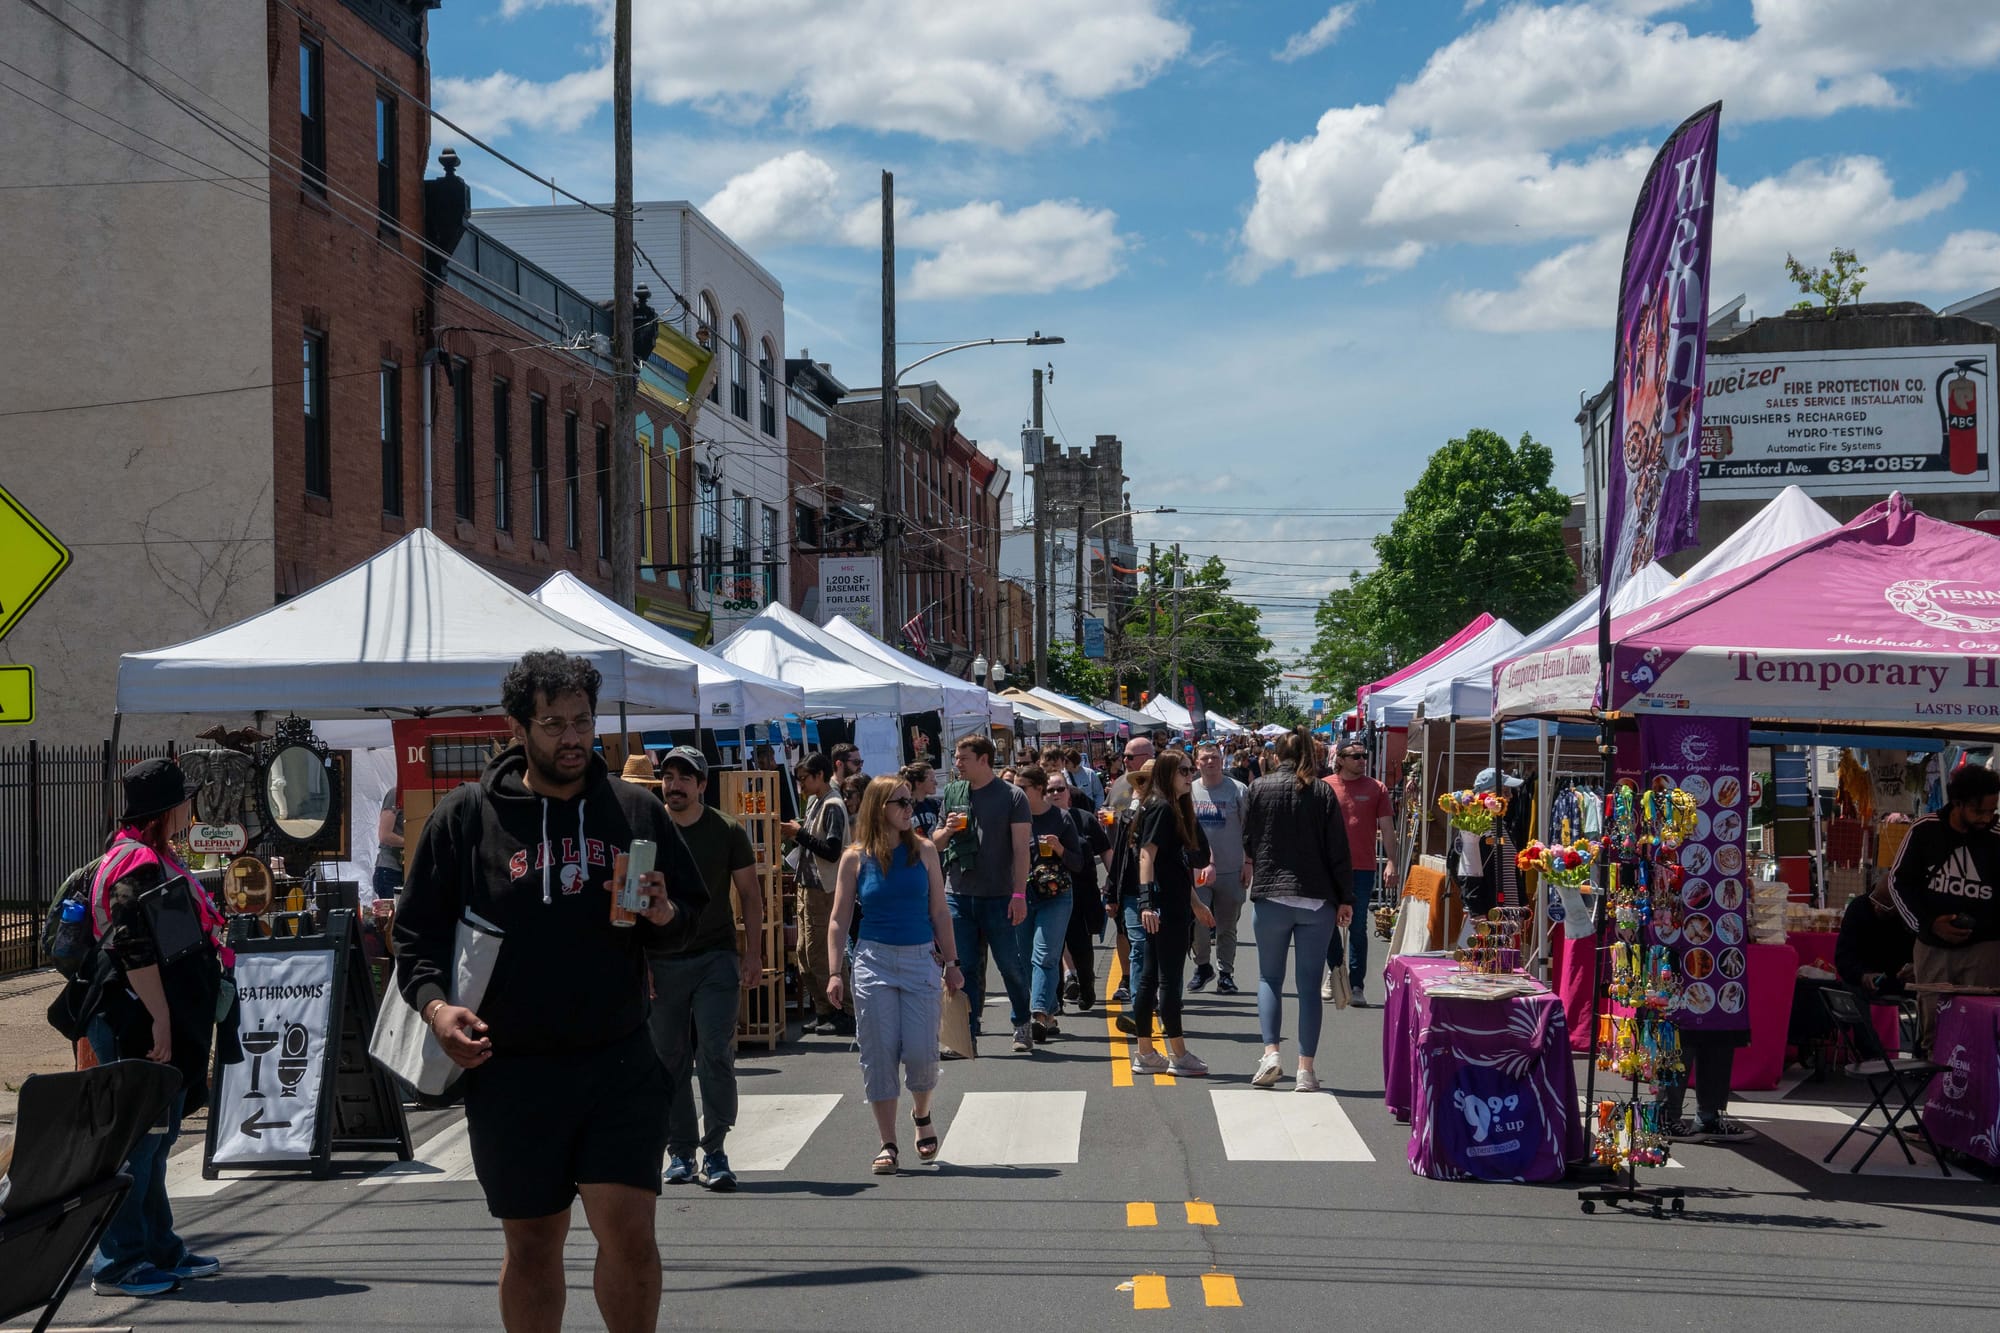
top-left (1922, 996), bottom-right (2000, 1166)
top-left (1383, 955), bottom-right (1584, 1182)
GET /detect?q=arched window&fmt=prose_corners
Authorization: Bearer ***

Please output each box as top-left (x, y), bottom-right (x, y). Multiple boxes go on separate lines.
top-left (758, 337), bottom-right (777, 435)
top-left (729, 316), bottom-right (749, 420)
top-left (700, 294), bottom-right (721, 403)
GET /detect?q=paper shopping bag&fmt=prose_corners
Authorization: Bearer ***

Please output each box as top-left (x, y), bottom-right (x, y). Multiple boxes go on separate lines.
top-left (1331, 929), bottom-right (1353, 1010)
top-left (939, 986), bottom-right (976, 1060)
top-left (368, 910), bottom-right (503, 1097)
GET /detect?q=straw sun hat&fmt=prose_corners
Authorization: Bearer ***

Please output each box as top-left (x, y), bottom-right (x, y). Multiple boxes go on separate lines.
top-left (619, 753), bottom-right (661, 787)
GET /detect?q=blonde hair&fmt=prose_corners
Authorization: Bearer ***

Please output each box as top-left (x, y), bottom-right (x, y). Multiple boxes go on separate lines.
top-left (852, 775), bottom-right (922, 872)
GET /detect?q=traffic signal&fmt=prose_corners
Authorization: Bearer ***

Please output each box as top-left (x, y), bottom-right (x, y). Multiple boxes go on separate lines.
top-left (1119, 684), bottom-right (1129, 706)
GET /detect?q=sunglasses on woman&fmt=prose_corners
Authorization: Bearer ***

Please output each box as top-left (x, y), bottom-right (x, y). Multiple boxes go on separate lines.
top-left (885, 797), bottom-right (914, 808)
top-left (1047, 784), bottom-right (1069, 794)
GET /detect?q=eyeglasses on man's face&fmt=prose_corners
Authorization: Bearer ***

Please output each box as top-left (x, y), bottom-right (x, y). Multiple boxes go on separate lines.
top-left (531, 715), bottom-right (596, 740)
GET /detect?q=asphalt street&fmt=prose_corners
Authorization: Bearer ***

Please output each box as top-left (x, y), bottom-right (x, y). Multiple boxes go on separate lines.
top-left (48, 938), bottom-right (2000, 1333)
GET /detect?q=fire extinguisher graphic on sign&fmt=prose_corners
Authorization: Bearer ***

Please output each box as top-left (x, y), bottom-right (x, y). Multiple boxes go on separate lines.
top-left (1937, 357), bottom-right (1987, 475)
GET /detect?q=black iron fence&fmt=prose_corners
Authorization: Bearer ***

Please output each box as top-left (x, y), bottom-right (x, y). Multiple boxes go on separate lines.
top-left (0, 742), bottom-right (176, 978)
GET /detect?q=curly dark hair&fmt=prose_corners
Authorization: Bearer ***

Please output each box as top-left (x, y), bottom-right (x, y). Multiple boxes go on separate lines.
top-left (501, 650), bottom-right (603, 724)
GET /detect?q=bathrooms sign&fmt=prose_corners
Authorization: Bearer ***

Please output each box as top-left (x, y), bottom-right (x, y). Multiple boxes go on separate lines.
top-left (1699, 344), bottom-right (1995, 497)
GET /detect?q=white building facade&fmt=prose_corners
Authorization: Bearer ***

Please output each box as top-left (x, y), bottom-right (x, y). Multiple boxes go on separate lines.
top-left (471, 203), bottom-right (788, 640)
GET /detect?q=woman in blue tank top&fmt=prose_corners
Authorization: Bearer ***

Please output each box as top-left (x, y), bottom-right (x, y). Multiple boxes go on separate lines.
top-left (827, 775), bottom-right (961, 1174)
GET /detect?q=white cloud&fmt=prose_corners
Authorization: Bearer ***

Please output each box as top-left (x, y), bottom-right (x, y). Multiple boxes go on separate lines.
top-left (443, 1), bottom-right (1189, 150)
top-left (1276, 4), bottom-right (1360, 63)
top-left (1239, 0), bottom-right (2000, 331)
top-left (1868, 232), bottom-right (2000, 301)
top-left (699, 153), bottom-right (1129, 298)
top-left (433, 66), bottom-right (611, 139)
top-left (906, 201), bottom-right (1128, 298)
top-left (1446, 157), bottom-right (1966, 333)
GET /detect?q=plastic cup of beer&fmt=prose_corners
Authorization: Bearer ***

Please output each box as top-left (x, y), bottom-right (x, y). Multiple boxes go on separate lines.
top-left (1039, 834), bottom-right (1060, 858)
top-left (948, 811), bottom-right (969, 834)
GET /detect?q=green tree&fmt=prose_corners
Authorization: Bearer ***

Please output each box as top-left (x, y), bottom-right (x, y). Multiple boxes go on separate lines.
top-left (1785, 247), bottom-right (1867, 314)
top-left (1045, 639), bottom-right (1110, 703)
top-left (1304, 428), bottom-right (1575, 704)
top-left (1119, 552), bottom-right (1280, 718)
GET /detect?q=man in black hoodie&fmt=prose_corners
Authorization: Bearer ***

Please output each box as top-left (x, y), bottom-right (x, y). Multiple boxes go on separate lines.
top-left (396, 651), bottom-right (705, 1333)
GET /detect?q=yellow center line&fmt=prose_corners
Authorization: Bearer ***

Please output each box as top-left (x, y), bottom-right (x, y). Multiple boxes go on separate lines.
top-left (1104, 949), bottom-right (1133, 1086)
top-left (1126, 1201), bottom-right (1158, 1227)
top-left (1132, 1274), bottom-right (1171, 1310)
top-left (1184, 1200), bottom-right (1219, 1227)
top-left (1202, 1273), bottom-right (1243, 1308)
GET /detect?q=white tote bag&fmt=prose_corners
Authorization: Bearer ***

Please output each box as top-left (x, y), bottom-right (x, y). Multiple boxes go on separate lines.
top-left (369, 910), bottom-right (504, 1096)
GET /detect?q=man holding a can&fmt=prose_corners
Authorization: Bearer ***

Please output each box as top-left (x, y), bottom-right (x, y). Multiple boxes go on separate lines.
top-left (397, 650), bottom-right (706, 1333)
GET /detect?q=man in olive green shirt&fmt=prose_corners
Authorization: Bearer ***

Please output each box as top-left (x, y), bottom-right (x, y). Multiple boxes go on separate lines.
top-left (646, 747), bottom-right (762, 1193)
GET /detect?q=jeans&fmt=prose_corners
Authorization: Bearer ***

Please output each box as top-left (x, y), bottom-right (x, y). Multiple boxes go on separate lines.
top-left (852, 940), bottom-right (943, 1102)
top-left (86, 1018), bottom-right (190, 1279)
top-left (1064, 899), bottom-right (1099, 1006)
top-left (1253, 900), bottom-right (1341, 1059)
top-left (1329, 870), bottom-right (1377, 988)
top-left (645, 949), bottom-right (741, 1158)
top-left (372, 865), bottom-right (403, 900)
top-left (1124, 899), bottom-right (1191, 1041)
top-left (949, 893), bottom-right (1031, 1035)
top-left (1025, 891), bottom-right (1075, 1016)
top-left (1193, 869), bottom-right (1246, 973)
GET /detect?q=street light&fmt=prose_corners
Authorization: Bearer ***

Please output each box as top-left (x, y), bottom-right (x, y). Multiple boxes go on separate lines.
top-left (881, 331), bottom-right (1064, 660)
top-left (1071, 505), bottom-right (1174, 644)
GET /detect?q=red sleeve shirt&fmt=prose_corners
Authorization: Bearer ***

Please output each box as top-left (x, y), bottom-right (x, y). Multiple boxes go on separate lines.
top-left (1325, 774), bottom-right (1391, 871)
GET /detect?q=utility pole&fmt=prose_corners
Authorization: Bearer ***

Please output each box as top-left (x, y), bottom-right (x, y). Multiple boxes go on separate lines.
top-left (1030, 367), bottom-right (1048, 688)
top-left (1169, 541), bottom-right (1183, 702)
top-left (880, 171), bottom-right (898, 636)
top-left (608, 0), bottom-right (636, 608)
top-left (1146, 539), bottom-right (1159, 700)
top-left (1072, 505), bottom-right (1087, 645)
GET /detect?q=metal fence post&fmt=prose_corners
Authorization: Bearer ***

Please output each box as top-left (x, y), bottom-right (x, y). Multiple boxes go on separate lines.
top-left (28, 739), bottom-right (42, 967)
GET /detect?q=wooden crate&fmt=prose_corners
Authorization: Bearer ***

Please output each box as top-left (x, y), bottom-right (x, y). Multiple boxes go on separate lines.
top-left (719, 770), bottom-right (784, 871)
top-left (734, 861), bottom-right (787, 1049)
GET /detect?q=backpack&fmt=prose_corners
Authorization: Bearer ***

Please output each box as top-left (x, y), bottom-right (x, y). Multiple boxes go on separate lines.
top-left (938, 779), bottom-right (978, 874)
top-left (40, 852), bottom-right (108, 978)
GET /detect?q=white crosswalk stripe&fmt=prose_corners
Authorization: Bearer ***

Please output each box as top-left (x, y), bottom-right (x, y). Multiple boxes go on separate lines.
top-left (939, 1091), bottom-right (1087, 1165)
top-left (358, 1119), bottom-right (476, 1186)
top-left (726, 1094), bottom-right (844, 1172)
top-left (1209, 1089), bottom-right (1375, 1162)
top-left (1728, 1100), bottom-right (1969, 1180)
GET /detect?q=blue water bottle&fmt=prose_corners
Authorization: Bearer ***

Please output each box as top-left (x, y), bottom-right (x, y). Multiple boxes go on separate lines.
top-left (53, 897), bottom-right (90, 972)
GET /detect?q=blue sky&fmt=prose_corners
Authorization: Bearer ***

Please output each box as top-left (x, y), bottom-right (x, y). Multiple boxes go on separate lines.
top-left (428, 1), bottom-right (2000, 672)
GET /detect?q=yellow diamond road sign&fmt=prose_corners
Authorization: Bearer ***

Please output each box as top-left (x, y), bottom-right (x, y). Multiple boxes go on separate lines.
top-left (0, 483), bottom-right (70, 642)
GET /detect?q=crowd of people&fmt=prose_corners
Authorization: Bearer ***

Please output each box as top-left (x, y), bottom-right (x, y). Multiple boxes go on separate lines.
top-left (62, 647), bottom-right (1393, 1331)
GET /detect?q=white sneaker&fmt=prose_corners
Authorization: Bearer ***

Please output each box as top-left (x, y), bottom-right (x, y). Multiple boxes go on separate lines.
top-left (1320, 973), bottom-right (1336, 1002)
top-left (1131, 1046), bottom-right (1170, 1074)
top-left (1251, 1051), bottom-right (1283, 1087)
top-left (1167, 1050), bottom-right (1208, 1077)
top-left (1294, 1067), bottom-right (1322, 1093)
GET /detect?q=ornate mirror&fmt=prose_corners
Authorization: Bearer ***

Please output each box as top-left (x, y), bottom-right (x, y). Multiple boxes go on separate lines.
top-left (255, 716), bottom-right (344, 858)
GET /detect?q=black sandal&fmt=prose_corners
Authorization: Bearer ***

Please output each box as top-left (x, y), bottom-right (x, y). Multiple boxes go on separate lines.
top-left (913, 1114), bottom-right (940, 1162)
top-left (872, 1142), bottom-right (899, 1175)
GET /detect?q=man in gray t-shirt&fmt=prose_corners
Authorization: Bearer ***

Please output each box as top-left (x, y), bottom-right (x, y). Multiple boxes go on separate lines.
top-left (934, 734), bottom-right (1034, 1051)
top-left (1190, 743), bottom-right (1251, 993)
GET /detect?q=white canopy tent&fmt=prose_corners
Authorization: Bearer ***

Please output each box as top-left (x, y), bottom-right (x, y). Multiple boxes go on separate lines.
top-left (1020, 686), bottom-right (1125, 735)
top-left (1421, 571), bottom-right (1672, 722)
top-left (1365, 618), bottom-right (1524, 729)
top-left (532, 572), bottom-right (803, 727)
top-left (716, 603), bottom-right (944, 717)
top-left (1207, 711), bottom-right (1246, 735)
top-left (1491, 486), bottom-right (1841, 721)
top-left (1141, 695), bottom-right (1196, 730)
top-left (822, 616), bottom-right (1006, 727)
top-left (115, 528), bottom-right (699, 718)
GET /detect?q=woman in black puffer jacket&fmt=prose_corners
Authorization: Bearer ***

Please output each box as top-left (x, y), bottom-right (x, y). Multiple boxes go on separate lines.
top-left (1242, 730), bottom-right (1352, 1093)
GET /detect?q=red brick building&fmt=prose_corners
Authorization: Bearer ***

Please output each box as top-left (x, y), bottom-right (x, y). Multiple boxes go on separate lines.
top-left (265, 0), bottom-right (709, 627)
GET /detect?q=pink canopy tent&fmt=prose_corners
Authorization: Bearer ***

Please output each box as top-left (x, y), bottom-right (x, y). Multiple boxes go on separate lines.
top-left (1498, 493), bottom-right (2000, 735)
top-left (1352, 613), bottom-right (1496, 728)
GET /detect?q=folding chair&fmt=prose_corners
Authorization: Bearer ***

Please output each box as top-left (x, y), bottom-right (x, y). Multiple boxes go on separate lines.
top-left (1817, 985), bottom-right (1948, 1176)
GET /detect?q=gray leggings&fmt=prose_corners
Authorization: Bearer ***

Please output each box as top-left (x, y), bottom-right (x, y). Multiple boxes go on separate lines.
top-left (853, 939), bottom-right (944, 1103)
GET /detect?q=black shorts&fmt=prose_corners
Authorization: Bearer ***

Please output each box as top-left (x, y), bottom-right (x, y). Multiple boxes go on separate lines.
top-left (461, 1026), bottom-right (669, 1219)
